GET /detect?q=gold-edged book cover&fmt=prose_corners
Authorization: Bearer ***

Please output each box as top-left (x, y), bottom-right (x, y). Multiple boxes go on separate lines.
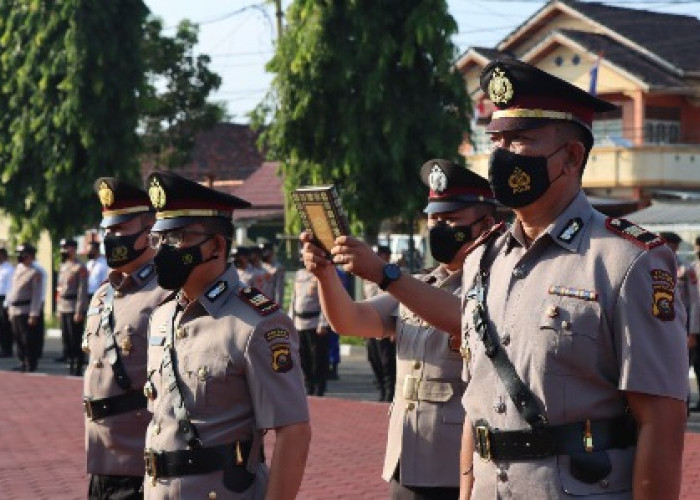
top-left (291, 185), bottom-right (350, 255)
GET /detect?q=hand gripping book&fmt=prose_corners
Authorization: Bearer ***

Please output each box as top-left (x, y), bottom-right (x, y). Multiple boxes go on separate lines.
top-left (291, 185), bottom-right (350, 256)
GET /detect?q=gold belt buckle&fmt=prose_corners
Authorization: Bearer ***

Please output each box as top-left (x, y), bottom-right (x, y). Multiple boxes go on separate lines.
top-left (476, 425), bottom-right (492, 461)
top-left (144, 449), bottom-right (159, 485)
top-left (83, 399), bottom-right (94, 420)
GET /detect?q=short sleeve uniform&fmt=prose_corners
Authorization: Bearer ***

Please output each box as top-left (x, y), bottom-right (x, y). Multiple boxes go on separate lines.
top-left (367, 267), bottom-right (466, 488)
top-left (144, 266), bottom-right (308, 499)
top-left (83, 262), bottom-right (171, 476)
top-left (460, 191), bottom-right (688, 498)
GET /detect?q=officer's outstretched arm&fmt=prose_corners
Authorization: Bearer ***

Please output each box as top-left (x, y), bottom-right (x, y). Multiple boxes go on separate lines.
top-left (330, 235), bottom-right (461, 336)
top-left (300, 232), bottom-right (386, 338)
top-left (266, 422), bottom-right (311, 500)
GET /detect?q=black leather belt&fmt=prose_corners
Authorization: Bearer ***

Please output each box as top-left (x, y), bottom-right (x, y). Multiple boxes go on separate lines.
top-left (11, 300), bottom-right (30, 306)
top-left (294, 310), bottom-right (320, 319)
top-left (145, 441), bottom-right (255, 479)
top-left (83, 390), bottom-right (147, 420)
top-left (474, 416), bottom-right (637, 461)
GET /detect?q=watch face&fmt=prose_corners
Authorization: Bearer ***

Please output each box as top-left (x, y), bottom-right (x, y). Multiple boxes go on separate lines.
top-left (385, 264), bottom-right (401, 280)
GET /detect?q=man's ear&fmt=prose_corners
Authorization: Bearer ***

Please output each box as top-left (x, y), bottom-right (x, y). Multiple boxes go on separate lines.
top-left (565, 141), bottom-right (586, 173)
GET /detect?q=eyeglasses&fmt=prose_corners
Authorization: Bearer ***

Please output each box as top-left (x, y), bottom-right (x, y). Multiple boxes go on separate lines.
top-left (148, 230), bottom-right (214, 249)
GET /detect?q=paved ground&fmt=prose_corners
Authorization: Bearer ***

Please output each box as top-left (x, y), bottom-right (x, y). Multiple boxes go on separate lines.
top-left (2, 334), bottom-right (700, 498)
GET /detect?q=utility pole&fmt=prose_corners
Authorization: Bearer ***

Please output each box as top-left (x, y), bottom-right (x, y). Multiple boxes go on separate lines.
top-left (274, 0), bottom-right (283, 40)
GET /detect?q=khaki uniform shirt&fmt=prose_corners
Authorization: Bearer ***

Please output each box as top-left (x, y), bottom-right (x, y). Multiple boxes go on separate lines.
top-left (83, 262), bottom-right (170, 476)
top-left (460, 192), bottom-right (688, 499)
top-left (368, 267), bottom-right (465, 487)
top-left (144, 266), bottom-right (309, 499)
top-left (262, 261), bottom-right (285, 305)
top-left (57, 260), bottom-right (89, 314)
top-left (7, 262), bottom-right (43, 318)
top-left (676, 259), bottom-right (700, 335)
top-left (289, 268), bottom-right (328, 331)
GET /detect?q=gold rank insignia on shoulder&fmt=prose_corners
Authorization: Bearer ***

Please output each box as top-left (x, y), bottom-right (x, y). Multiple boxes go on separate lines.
top-left (508, 167), bottom-right (531, 194)
top-left (605, 217), bottom-right (664, 249)
top-left (239, 286), bottom-right (279, 315)
top-left (98, 181), bottom-right (114, 207)
top-left (148, 177), bottom-right (167, 209)
top-left (488, 67), bottom-right (515, 106)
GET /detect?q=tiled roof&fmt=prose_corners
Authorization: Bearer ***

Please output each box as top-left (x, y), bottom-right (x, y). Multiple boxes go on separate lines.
top-left (229, 162), bottom-right (284, 222)
top-left (175, 123), bottom-right (265, 183)
top-left (557, 30), bottom-right (687, 89)
top-left (626, 201), bottom-right (700, 225)
top-left (559, 0), bottom-right (700, 74)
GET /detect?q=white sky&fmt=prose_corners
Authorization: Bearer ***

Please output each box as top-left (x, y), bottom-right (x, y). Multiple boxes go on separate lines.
top-left (143, 0), bottom-right (700, 122)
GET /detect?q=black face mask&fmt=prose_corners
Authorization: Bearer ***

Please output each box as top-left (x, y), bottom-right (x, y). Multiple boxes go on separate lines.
top-left (104, 229), bottom-right (147, 268)
top-left (154, 238), bottom-right (215, 290)
top-left (488, 145), bottom-right (566, 208)
top-left (429, 216), bottom-right (485, 264)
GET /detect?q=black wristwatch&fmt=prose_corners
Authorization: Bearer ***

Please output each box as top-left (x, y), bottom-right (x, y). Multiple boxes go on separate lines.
top-left (379, 263), bottom-right (402, 291)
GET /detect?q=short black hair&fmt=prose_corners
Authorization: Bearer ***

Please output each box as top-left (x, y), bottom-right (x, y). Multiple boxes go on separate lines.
top-left (660, 232), bottom-right (682, 245)
top-left (202, 217), bottom-right (234, 255)
top-left (556, 122), bottom-right (593, 176)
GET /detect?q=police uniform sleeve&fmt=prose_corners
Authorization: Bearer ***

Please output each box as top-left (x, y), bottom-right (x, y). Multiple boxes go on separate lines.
top-left (365, 292), bottom-right (399, 337)
top-left (29, 271), bottom-right (43, 317)
top-left (245, 314), bottom-right (309, 429)
top-left (614, 246), bottom-right (689, 400)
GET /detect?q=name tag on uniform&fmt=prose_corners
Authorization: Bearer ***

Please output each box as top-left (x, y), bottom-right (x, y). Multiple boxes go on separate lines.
top-left (149, 336), bottom-right (165, 346)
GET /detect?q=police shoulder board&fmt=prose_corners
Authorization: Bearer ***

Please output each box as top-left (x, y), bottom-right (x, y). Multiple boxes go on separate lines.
top-left (239, 286), bottom-right (279, 316)
top-left (605, 217), bottom-right (664, 249)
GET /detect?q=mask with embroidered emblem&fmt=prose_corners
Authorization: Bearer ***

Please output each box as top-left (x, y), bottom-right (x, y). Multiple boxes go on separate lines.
top-left (153, 237), bottom-right (215, 290)
top-left (429, 217), bottom-right (484, 264)
top-left (104, 229), bottom-right (147, 268)
top-left (488, 145), bottom-right (566, 208)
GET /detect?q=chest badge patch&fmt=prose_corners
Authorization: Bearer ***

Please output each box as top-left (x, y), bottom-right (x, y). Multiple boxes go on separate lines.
top-left (651, 269), bottom-right (675, 321)
top-left (557, 217), bottom-right (583, 244)
top-left (548, 285), bottom-right (598, 302)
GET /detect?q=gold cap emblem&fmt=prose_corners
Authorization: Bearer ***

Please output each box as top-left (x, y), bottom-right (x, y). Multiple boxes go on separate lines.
top-left (149, 178), bottom-right (166, 210)
top-left (98, 181), bottom-right (114, 208)
top-left (488, 67), bottom-right (514, 106)
top-left (508, 167), bottom-right (531, 194)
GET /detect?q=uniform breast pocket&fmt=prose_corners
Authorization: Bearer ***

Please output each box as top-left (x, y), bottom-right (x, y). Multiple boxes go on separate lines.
top-left (181, 352), bottom-right (230, 417)
top-left (539, 299), bottom-right (602, 376)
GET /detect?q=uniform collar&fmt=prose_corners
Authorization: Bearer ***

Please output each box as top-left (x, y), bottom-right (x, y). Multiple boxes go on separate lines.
top-left (506, 190), bottom-right (592, 254)
top-left (197, 265), bottom-right (239, 316)
top-left (546, 190), bottom-right (594, 253)
top-left (108, 261), bottom-right (156, 292)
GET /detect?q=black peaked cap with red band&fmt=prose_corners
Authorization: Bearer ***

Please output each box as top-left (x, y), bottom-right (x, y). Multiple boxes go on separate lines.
top-left (147, 170), bottom-right (251, 232)
top-left (94, 177), bottom-right (154, 228)
top-left (480, 58), bottom-right (616, 136)
top-left (419, 159), bottom-right (495, 215)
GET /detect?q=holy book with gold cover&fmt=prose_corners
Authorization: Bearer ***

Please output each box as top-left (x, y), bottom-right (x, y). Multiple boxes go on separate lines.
top-left (291, 185), bottom-right (350, 256)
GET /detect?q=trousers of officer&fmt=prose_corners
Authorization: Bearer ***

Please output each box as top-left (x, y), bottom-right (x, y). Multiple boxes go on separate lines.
top-left (299, 328), bottom-right (330, 396)
top-left (0, 296), bottom-right (13, 355)
top-left (390, 464), bottom-right (458, 500)
top-left (11, 314), bottom-right (41, 370)
top-left (61, 312), bottom-right (85, 365)
top-left (88, 473), bottom-right (143, 500)
top-left (367, 337), bottom-right (396, 401)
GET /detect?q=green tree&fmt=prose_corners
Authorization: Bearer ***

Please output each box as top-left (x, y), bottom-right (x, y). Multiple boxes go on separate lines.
top-left (253, 0), bottom-right (469, 241)
top-left (0, 0), bottom-right (147, 243)
top-left (139, 18), bottom-right (225, 171)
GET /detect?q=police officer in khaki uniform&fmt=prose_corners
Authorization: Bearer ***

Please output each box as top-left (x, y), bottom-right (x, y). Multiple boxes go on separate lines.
top-left (143, 171), bottom-right (310, 499)
top-left (301, 161), bottom-right (497, 499)
top-left (83, 178), bottom-right (171, 499)
top-left (454, 59), bottom-right (687, 498)
top-left (659, 232), bottom-right (700, 337)
top-left (57, 238), bottom-right (89, 375)
top-left (261, 242), bottom-right (285, 306)
top-left (7, 243), bottom-right (43, 372)
top-left (289, 264), bottom-right (330, 396)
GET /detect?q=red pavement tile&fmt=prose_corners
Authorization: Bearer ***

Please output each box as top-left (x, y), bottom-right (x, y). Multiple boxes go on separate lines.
top-left (2, 372), bottom-right (700, 499)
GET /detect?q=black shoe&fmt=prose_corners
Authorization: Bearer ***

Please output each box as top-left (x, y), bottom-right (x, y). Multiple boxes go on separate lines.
top-left (54, 355), bottom-right (66, 363)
